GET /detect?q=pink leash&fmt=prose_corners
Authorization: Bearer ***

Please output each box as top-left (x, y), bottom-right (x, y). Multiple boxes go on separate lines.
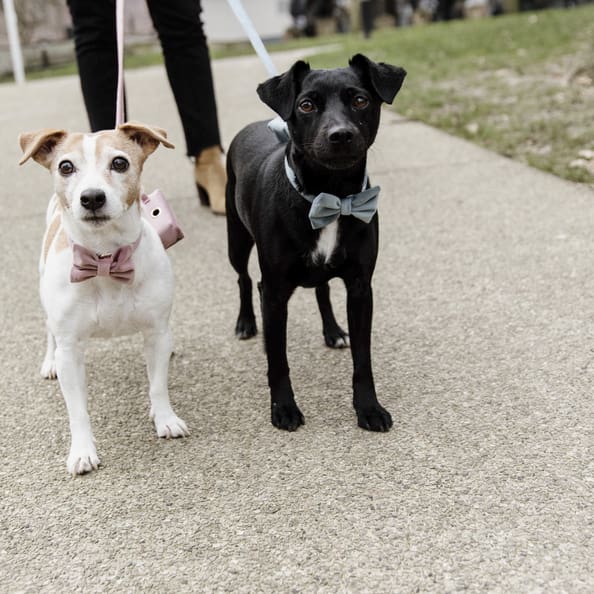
top-left (115, 0), bottom-right (125, 128)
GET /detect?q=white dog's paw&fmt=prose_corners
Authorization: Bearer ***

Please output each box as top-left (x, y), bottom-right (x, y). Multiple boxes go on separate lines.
top-left (151, 409), bottom-right (190, 438)
top-left (40, 358), bottom-right (57, 380)
top-left (67, 444), bottom-right (100, 475)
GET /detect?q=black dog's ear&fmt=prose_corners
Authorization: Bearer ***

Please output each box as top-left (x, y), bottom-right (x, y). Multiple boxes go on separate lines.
top-left (349, 54), bottom-right (407, 104)
top-left (257, 61), bottom-right (311, 120)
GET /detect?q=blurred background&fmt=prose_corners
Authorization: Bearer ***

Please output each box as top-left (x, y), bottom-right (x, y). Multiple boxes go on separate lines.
top-left (1, 0), bottom-right (592, 184)
top-left (1, 0), bottom-right (590, 74)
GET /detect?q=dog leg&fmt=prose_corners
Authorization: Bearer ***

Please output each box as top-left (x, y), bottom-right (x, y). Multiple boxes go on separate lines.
top-left (227, 186), bottom-right (257, 339)
top-left (55, 340), bottom-right (100, 474)
top-left (143, 328), bottom-right (189, 438)
top-left (345, 277), bottom-right (393, 432)
top-left (316, 283), bottom-right (349, 349)
top-left (235, 271), bottom-right (257, 339)
top-left (40, 326), bottom-right (57, 379)
top-left (261, 280), bottom-right (304, 431)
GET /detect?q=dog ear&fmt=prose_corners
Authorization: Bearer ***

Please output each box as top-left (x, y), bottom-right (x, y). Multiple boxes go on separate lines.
top-left (257, 61), bottom-right (311, 120)
top-left (19, 129), bottom-right (67, 168)
top-left (118, 122), bottom-right (175, 158)
top-left (349, 54), bottom-right (407, 104)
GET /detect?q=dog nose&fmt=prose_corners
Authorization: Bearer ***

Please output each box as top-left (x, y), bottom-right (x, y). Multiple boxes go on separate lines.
top-left (80, 189), bottom-right (106, 211)
top-left (328, 127), bottom-right (354, 144)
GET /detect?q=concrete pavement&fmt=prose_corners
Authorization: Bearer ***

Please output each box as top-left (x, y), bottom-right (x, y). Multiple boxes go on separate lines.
top-left (1, 50), bottom-right (592, 592)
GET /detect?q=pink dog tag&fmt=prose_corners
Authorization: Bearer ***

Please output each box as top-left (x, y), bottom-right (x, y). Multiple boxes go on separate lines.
top-left (141, 190), bottom-right (184, 249)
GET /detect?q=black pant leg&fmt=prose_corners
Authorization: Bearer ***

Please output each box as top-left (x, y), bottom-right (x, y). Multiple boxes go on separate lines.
top-left (145, 0), bottom-right (222, 156)
top-left (66, 0), bottom-right (124, 131)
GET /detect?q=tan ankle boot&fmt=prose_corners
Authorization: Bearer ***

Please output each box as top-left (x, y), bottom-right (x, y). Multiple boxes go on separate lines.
top-left (194, 146), bottom-right (226, 215)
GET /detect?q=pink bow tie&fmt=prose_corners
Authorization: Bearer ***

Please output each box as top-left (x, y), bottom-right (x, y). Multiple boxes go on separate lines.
top-left (70, 237), bottom-right (140, 283)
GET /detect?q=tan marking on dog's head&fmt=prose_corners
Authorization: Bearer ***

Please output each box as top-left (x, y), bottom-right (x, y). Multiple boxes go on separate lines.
top-left (86, 123), bottom-right (173, 207)
top-left (93, 124), bottom-right (174, 207)
top-left (57, 133), bottom-right (86, 154)
top-left (93, 132), bottom-right (144, 208)
top-left (19, 129), bottom-right (68, 168)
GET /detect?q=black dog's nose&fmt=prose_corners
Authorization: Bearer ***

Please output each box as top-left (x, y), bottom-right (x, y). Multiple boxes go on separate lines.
top-left (328, 127), bottom-right (354, 144)
top-left (80, 189), bottom-right (106, 211)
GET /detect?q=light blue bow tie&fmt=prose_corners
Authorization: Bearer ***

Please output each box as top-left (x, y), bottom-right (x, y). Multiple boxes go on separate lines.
top-left (308, 187), bottom-right (380, 229)
top-left (284, 157), bottom-right (380, 230)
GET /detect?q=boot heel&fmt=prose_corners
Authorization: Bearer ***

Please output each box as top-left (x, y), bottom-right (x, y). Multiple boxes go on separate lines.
top-left (194, 146), bottom-right (227, 215)
top-left (196, 183), bottom-right (210, 207)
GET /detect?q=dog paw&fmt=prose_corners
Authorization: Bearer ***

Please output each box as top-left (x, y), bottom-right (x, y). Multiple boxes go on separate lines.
top-left (67, 445), bottom-right (100, 475)
top-left (235, 316), bottom-right (257, 340)
top-left (152, 411), bottom-right (190, 438)
top-left (324, 327), bottom-right (350, 349)
top-left (271, 402), bottom-right (305, 431)
top-left (40, 358), bottom-right (57, 380)
top-left (356, 405), bottom-right (393, 432)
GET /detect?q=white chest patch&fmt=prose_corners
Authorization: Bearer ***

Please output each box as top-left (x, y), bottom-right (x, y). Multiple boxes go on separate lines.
top-left (312, 221), bottom-right (339, 264)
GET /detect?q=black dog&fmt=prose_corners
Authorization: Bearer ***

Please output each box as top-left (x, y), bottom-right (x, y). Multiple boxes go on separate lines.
top-left (225, 54), bottom-right (406, 432)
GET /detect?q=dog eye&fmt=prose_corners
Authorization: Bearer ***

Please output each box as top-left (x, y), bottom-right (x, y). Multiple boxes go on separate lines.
top-left (111, 157), bottom-right (129, 173)
top-left (352, 96), bottom-right (369, 110)
top-left (58, 160), bottom-right (75, 176)
top-left (298, 99), bottom-right (316, 113)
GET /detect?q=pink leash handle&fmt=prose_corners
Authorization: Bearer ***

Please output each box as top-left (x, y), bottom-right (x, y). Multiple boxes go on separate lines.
top-left (115, 0), bottom-right (125, 127)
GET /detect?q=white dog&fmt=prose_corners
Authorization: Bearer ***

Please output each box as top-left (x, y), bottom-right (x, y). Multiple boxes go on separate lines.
top-left (19, 122), bottom-right (189, 475)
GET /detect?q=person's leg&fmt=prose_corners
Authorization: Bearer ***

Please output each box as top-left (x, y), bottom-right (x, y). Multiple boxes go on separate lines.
top-left (146, 0), bottom-right (226, 214)
top-left (145, 0), bottom-right (221, 154)
top-left (66, 0), bottom-right (123, 131)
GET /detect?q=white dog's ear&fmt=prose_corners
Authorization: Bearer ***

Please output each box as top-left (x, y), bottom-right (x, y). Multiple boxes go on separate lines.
top-left (118, 122), bottom-right (175, 158)
top-left (19, 129), bottom-right (67, 168)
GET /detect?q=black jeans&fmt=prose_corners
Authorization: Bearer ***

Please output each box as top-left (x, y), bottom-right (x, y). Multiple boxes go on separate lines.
top-left (67, 0), bottom-right (221, 156)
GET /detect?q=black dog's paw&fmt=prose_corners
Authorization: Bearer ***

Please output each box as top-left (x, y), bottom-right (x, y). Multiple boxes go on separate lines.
top-left (323, 326), bottom-right (350, 349)
top-left (356, 405), bottom-right (393, 432)
top-left (271, 402), bottom-right (305, 431)
top-left (235, 316), bottom-right (257, 340)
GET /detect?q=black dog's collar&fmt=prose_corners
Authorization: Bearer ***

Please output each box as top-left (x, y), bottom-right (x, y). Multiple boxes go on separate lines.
top-left (284, 157), bottom-right (369, 202)
top-left (267, 116), bottom-right (291, 143)
top-left (284, 157), bottom-right (379, 230)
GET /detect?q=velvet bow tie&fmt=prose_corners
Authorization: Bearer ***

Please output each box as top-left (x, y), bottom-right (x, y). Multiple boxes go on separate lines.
top-left (307, 187), bottom-right (380, 230)
top-left (70, 236), bottom-right (140, 283)
top-left (284, 157), bottom-right (380, 230)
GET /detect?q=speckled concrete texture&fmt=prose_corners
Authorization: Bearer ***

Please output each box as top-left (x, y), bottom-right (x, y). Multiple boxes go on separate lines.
top-left (0, 50), bottom-right (592, 592)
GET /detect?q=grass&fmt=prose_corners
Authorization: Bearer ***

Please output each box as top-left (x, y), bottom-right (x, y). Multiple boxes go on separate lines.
top-left (6, 5), bottom-right (593, 184)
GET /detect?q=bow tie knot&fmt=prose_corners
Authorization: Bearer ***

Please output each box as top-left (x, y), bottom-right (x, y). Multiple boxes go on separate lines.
top-left (340, 198), bottom-right (352, 217)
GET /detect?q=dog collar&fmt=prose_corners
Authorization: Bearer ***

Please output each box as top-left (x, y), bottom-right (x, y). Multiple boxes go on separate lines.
top-left (69, 234), bottom-right (142, 283)
top-left (284, 157), bottom-right (380, 230)
top-left (267, 116), bottom-right (291, 143)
